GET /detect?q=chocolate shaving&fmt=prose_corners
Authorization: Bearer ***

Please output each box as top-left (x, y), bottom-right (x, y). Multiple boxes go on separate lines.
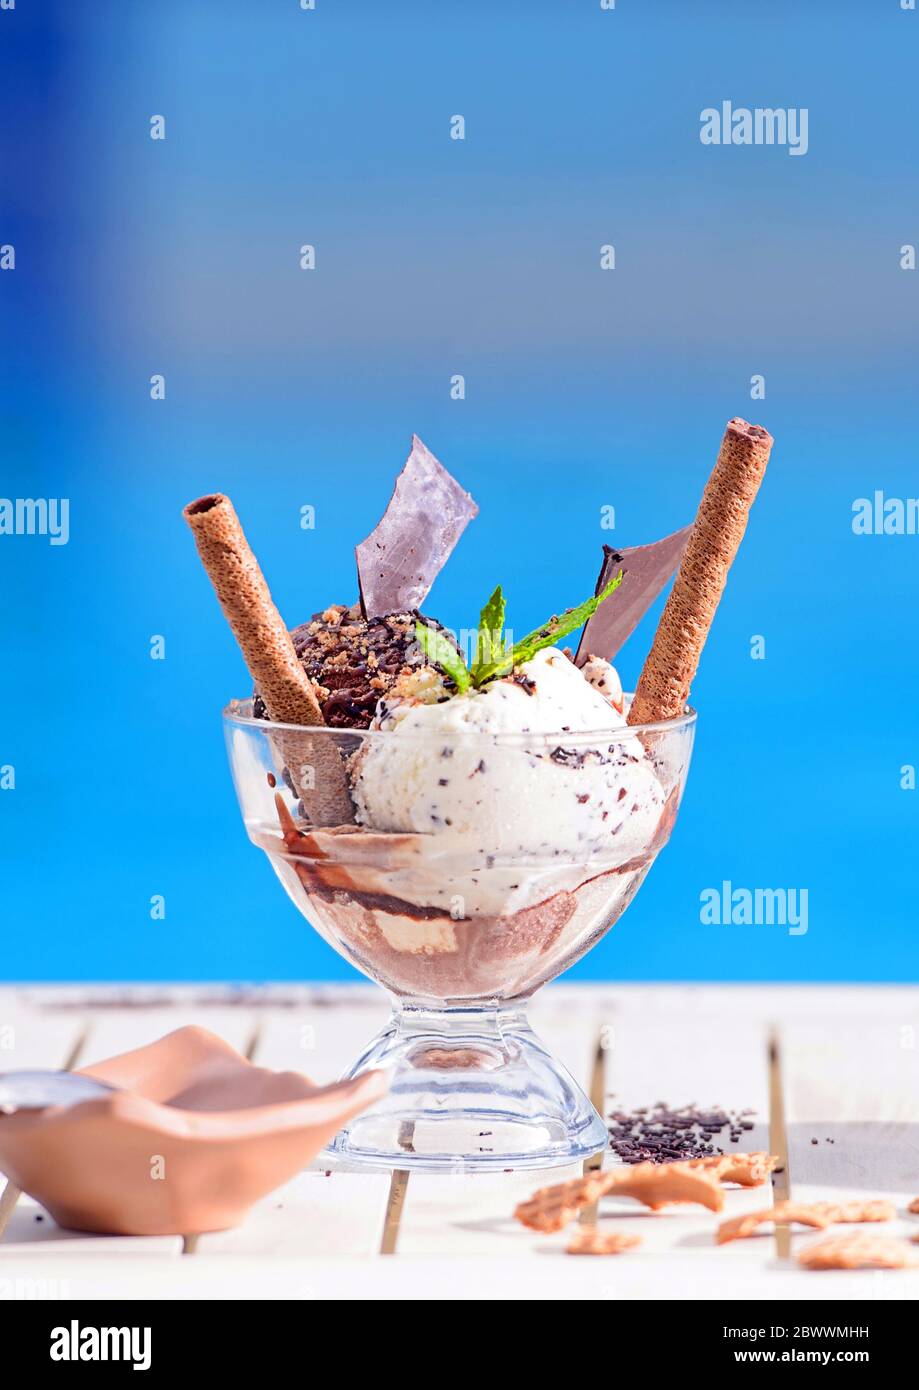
top-left (355, 435), bottom-right (478, 619)
top-left (575, 527), bottom-right (691, 666)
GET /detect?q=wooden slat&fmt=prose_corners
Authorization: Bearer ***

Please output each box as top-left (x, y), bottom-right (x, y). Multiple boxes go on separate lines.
top-left (768, 1033), bottom-right (793, 1256)
top-left (380, 1170), bottom-right (409, 1255)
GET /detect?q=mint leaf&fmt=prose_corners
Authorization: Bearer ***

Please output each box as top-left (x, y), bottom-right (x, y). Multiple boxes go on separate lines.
top-left (414, 619), bottom-right (472, 693)
top-left (472, 584), bottom-right (507, 675)
top-left (472, 570), bottom-right (624, 685)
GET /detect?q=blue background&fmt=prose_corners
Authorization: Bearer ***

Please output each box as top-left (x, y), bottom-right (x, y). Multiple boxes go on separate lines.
top-left (1, 1), bottom-right (916, 983)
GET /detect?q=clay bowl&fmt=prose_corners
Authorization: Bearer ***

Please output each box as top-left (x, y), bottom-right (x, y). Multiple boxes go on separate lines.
top-left (0, 1026), bottom-right (387, 1236)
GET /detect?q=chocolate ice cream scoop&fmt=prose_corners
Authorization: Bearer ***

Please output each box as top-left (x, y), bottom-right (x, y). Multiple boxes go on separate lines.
top-left (253, 603), bottom-right (459, 730)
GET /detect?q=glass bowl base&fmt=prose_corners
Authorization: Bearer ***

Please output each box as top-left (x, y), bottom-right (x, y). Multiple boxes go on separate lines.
top-left (326, 1004), bottom-right (609, 1173)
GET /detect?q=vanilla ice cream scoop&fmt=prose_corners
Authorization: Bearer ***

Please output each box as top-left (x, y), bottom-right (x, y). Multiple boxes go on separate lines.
top-left (348, 648), bottom-right (666, 916)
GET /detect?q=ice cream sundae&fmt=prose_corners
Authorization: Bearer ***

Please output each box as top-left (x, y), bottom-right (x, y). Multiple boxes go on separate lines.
top-left (185, 419), bottom-right (772, 1169)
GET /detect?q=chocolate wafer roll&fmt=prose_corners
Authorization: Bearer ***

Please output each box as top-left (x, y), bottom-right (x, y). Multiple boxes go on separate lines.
top-left (184, 493), bottom-right (354, 825)
top-left (627, 419), bottom-right (772, 726)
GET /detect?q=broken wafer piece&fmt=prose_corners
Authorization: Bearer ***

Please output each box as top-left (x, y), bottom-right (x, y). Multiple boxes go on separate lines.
top-left (798, 1234), bottom-right (918, 1271)
top-left (689, 1152), bottom-right (780, 1187)
top-left (515, 1170), bottom-right (624, 1233)
top-left (566, 1229), bottom-right (642, 1256)
top-left (355, 435), bottom-right (478, 619)
top-left (717, 1202), bottom-right (832, 1245)
top-left (514, 1160), bottom-right (724, 1233)
top-left (587, 1161), bottom-right (725, 1212)
top-left (575, 527), bottom-right (691, 666)
top-left (628, 418), bottom-right (772, 725)
top-left (718, 1198), bottom-right (896, 1244)
top-left (810, 1200), bottom-right (895, 1224)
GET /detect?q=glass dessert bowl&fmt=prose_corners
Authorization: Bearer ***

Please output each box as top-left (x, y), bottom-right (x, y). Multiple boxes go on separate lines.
top-left (189, 422), bottom-right (771, 1169)
top-left (225, 694), bottom-right (696, 1171)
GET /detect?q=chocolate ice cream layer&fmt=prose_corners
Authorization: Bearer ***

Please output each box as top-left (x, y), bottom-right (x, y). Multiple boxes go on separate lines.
top-left (260, 802), bottom-right (670, 1002)
top-left (270, 852), bottom-right (651, 1002)
top-left (252, 603), bottom-right (455, 730)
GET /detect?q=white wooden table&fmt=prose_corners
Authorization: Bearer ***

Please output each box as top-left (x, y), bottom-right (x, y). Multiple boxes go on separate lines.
top-left (1, 984), bottom-right (918, 1301)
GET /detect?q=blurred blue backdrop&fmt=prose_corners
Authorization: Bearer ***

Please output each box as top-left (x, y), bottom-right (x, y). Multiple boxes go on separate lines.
top-left (1, 1), bottom-right (916, 983)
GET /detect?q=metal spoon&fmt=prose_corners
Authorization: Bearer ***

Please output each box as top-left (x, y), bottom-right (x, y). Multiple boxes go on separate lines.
top-left (0, 1070), bottom-right (118, 1115)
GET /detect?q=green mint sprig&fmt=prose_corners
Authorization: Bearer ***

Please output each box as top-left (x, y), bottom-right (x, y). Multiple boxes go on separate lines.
top-left (474, 584), bottom-right (506, 669)
top-left (414, 621), bottom-right (472, 692)
top-left (470, 570), bottom-right (623, 685)
top-left (414, 569), bottom-right (623, 692)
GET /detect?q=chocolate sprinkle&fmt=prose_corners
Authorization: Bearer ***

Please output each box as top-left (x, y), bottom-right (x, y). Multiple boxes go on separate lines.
top-left (606, 1101), bottom-right (759, 1164)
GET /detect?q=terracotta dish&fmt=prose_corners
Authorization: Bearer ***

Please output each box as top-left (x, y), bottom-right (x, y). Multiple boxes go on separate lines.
top-left (0, 1026), bottom-right (387, 1235)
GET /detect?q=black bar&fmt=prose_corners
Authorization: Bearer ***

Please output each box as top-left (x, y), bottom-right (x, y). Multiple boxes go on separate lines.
top-left (0, 1299), bottom-right (913, 1372)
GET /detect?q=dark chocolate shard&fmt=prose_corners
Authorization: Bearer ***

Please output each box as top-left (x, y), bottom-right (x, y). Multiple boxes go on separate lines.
top-left (355, 435), bottom-right (478, 619)
top-left (575, 526), bottom-right (692, 665)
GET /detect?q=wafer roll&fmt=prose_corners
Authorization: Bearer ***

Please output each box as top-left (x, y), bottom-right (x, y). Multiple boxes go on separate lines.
top-left (184, 493), bottom-right (354, 825)
top-left (627, 419), bottom-right (772, 726)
